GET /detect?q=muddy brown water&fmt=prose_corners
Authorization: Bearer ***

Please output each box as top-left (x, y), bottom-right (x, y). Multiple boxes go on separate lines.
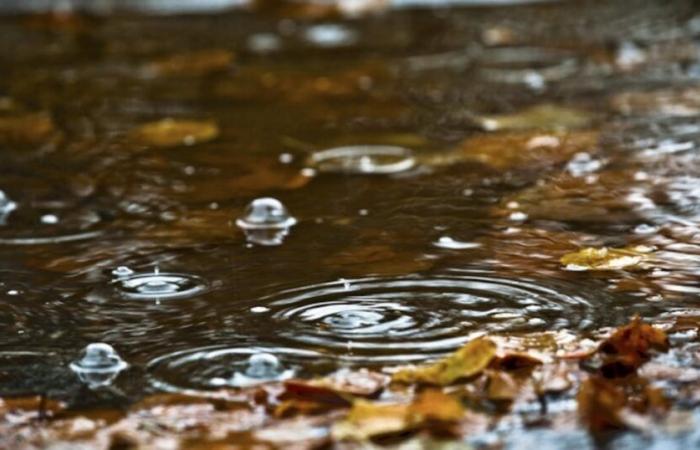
top-left (0, 0), bottom-right (700, 445)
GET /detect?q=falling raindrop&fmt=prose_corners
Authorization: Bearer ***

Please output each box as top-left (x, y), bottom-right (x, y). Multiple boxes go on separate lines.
top-left (0, 190), bottom-right (17, 226)
top-left (307, 145), bottom-right (416, 175)
top-left (69, 343), bottom-right (128, 389)
top-left (111, 266), bottom-right (134, 279)
top-left (236, 197), bottom-right (297, 246)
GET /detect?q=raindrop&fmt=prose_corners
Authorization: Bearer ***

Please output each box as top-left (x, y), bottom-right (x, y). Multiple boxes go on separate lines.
top-left (308, 145), bottom-right (416, 175)
top-left (69, 343), bottom-right (128, 388)
top-left (0, 190), bottom-right (17, 226)
top-left (236, 197), bottom-right (297, 246)
top-left (114, 269), bottom-right (208, 300)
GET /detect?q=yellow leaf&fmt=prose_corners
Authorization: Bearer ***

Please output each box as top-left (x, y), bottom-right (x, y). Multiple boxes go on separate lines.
top-left (560, 245), bottom-right (654, 271)
top-left (131, 118), bottom-right (219, 148)
top-left (473, 104), bottom-right (594, 131)
top-left (392, 337), bottom-right (497, 385)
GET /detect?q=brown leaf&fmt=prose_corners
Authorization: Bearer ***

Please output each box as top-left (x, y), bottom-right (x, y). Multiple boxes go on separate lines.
top-left (595, 316), bottom-right (669, 377)
top-left (577, 376), bottom-right (627, 431)
top-left (392, 337), bottom-right (497, 385)
top-left (486, 370), bottom-right (520, 402)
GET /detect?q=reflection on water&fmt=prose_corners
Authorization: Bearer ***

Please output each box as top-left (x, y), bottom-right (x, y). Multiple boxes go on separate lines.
top-left (0, 3), bottom-right (699, 444)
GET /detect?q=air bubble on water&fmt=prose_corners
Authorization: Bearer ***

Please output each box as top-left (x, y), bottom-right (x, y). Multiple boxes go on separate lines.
top-left (236, 197), bottom-right (297, 246)
top-left (70, 343), bottom-right (128, 388)
top-left (251, 306), bottom-right (270, 313)
top-left (229, 352), bottom-right (294, 387)
top-left (308, 145), bottom-right (416, 175)
top-left (509, 211), bottom-right (528, 222)
top-left (112, 266), bottom-right (134, 279)
top-left (279, 153), bottom-right (294, 164)
top-left (6, 289), bottom-right (19, 296)
top-left (434, 236), bottom-right (481, 250)
top-left (634, 224), bottom-right (659, 235)
top-left (0, 190), bottom-right (17, 226)
top-left (40, 214), bottom-right (59, 225)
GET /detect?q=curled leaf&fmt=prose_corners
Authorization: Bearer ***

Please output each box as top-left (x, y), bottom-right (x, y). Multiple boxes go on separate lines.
top-left (392, 337), bottom-right (497, 385)
top-left (131, 118), bottom-right (219, 148)
top-left (560, 245), bottom-right (654, 271)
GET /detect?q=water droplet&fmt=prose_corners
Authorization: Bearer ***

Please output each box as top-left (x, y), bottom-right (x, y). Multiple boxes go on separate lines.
top-left (69, 343), bottom-right (128, 388)
top-left (509, 211), bottom-right (528, 222)
top-left (566, 152), bottom-right (603, 177)
top-left (434, 236), bottom-right (481, 250)
top-left (251, 306), bottom-right (270, 313)
top-left (115, 270), bottom-right (208, 300)
top-left (0, 190), bottom-right (17, 226)
top-left (236, 197), bottom-right (297, 246)
top-left (308, 145), bottom-right (416, 175)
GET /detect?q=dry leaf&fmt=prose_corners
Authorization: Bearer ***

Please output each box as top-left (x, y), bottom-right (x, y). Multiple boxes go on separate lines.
top-left (392, 337), bottom-right (497, 385)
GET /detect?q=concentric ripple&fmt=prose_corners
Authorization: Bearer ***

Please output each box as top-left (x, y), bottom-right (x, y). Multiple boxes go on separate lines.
top-left (253, 274), bottom-right (598, 363)
top-left (146, 346), bottom-right (333, 394)
top-left (114, 272), bottom-right (209, 300)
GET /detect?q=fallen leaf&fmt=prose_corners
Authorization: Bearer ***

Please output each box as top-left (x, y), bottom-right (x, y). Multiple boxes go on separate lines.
top-left (577, 376), bottom-right (628, 431)
top-left (486, 370), bottom-right (520, 402)
top-left (392, 338), bottom-right (497, 385)
top-left (454, 130), bottom-right (599, 171)
top-left (560, 245), bottom-right (654, 271)
top-left (472, 104), bottom-right (594, 131)
top-left (332, 390), bottom-right (463, 441)
top-left (130, 118), bottom-right (219, 148)
top-left (0, 112), bottom-right (56, 145)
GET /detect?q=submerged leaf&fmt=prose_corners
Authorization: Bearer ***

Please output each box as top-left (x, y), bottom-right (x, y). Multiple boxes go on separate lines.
top-left (472, 104), bottom-right (594, 131)
top-left (560, 245), bottom-right (654, 271)
top-left (144, 49), bottom-right (234, 77)
top-left (131, 118), bottom-right (219, 148)
top-left (392, 337), bottom-right (497, 385)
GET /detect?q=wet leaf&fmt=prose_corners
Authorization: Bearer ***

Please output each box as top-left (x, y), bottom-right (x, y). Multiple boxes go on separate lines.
top-left (0, 112), bottom-right (56, 145)
top-left (454, 130), bottom-right (599, 171)
top-left (332, 390), bottom-right (463, 441)
top-left (472, 104), bottom-right (594, 131)
top-left (486, 370), bottom-right (520, 402)
top-left (392, 338), bottom-right (497, 385)
top-left (130, 118), bottom-right (219, 148)
top-left (577, 376), bottom-right (628, 431)
top-left (560, 245), bottom-right (654, 271)
top-left (144, 49), bottom-right (234, 77)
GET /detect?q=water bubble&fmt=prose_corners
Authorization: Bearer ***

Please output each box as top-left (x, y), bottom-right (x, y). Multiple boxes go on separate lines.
top-left (236, 197), bottom-right (297, 246)
top-left (147, 346), bottom-right (319, 393)
top-left (40, 214), bottom-right (59, 225)
top-left (434, 236), bottom-right (481, 250)
top-left (69, 343), bottom-right (128, 388)
top-left (308, 145), bottom-right (416, 175)
top-left (0, 190), bottom-right (17, 226)
top-left (115, 270), bottom-right (208, 300)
